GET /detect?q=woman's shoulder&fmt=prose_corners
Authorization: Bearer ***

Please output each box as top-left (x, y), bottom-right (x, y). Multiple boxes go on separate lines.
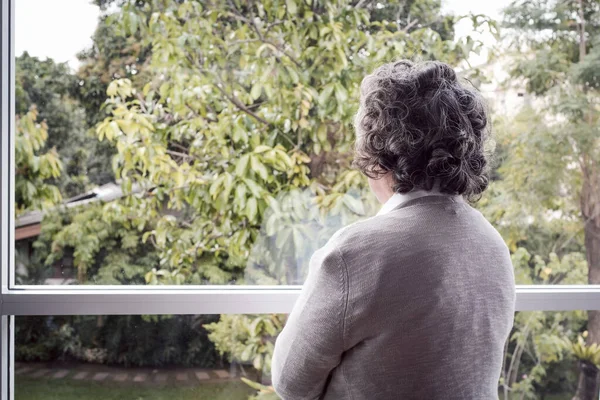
top-left (326, 211), bottom-right (412, 255)
top-left (330, 199), bottom-right (443, 244)
top-left (328, 198), bottom-right (500, 263)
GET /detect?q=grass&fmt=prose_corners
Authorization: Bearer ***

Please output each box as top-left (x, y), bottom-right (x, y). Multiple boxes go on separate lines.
top-left (15, 376), bottom-right (254, 400)
top-left (16, 376), bottom-right (575, 400)
top-left (498, 392), bottom-right (571, 400)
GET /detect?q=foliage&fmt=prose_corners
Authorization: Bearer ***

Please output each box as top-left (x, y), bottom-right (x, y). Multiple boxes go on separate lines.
top-left (480, 107), bottom-right (587, 400)
top-left (16, 54), bottom-right (91, 197)
top-left (93, 0), bottom-right (484, 284)
top-left (499, 310), bottom-right (583, 399)
top-left (484, 99), bottom-right (589, 400)
top-left (205, 315), bottom-right (284, 378)
top-left (498, 0), bottom-right (600, 397)
top-left (568, 332), bottom-right (600, 367)
top-left (16, 316), bottom-right (80, 362)
top-left (483, 0), bottom-right (600, 397)
top-left (74, 2), bottom-right (155, 186)
top-left (14, 106), bottom-right (63, 216)
top-left (42, 202), bottom-right (158, 284)
top-left (16, 314), bottom-right (222, 368)
top-left (205, 315), bottom-right (285, 398)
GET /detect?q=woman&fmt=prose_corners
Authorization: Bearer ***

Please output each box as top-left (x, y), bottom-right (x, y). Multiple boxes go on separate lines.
top-left (271, 60), bottom-right (516, 399)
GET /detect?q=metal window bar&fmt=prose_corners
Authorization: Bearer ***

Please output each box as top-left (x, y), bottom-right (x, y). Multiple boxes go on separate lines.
top-left (1, 286), bottom-right (600, 315)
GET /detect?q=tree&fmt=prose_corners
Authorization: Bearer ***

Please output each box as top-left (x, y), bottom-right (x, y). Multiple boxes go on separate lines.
top-left (16, 54), bottom-right (88, 197)
top-left (95, 0), bottom-right (482, 285)
top-left (75, 0), bottom-right (158, 187)
top-left (15, 106), bottom-right (62, 216)
top-left (500, 0), bottom-right (600, 398)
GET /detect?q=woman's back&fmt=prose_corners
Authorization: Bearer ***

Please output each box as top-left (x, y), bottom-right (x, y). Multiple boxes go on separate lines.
top-left (319, 195), bottom-right (515, 399)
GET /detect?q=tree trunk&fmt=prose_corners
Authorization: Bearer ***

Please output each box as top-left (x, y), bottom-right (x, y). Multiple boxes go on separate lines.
top-left (575, 165), bottom-right (600, 399)
top-left (572, 361), bottom-right (599, 400)
top-left (586, 219), bottom-right (600, 347)
top-left (509, 342), bottom-right (525, 387)
top-left (574, 2), bottom-right (600, 397)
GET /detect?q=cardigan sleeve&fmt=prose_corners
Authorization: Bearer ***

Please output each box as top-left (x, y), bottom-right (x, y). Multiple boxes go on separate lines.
top-left (271, 241), bottom-right (349, 400)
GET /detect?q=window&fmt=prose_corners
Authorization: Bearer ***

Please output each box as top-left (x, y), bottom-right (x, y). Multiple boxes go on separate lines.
top-left (3, 0), bottom-right (600, 399)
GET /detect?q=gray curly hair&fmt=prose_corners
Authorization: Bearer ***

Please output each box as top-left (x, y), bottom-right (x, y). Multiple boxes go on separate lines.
top-left (352, 60), bottom-right (490, 201)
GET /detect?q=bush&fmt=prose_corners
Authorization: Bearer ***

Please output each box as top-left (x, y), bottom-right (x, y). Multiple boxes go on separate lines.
top-left (16, 314), bottom-right (222, 368)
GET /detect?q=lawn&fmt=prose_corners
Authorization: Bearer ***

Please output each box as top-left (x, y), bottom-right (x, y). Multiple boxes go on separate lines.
top-left (15, 376), bottom-right (254, 400)
top-left (16, 376), bottom-right (575, 400)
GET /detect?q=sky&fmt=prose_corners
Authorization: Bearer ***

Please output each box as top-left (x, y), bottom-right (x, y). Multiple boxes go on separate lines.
top-left (15, 0), bottom-right (515, 70)
top-left (15, 0), bottom-right (99, 68)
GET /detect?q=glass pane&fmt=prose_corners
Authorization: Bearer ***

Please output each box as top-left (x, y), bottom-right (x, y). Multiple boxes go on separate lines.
top-left (15, 314), bottom-right (282, 400)
top-left (15, 312), bottom-right (598, 399)
top-left (13, 0), bottom-right (597, 286)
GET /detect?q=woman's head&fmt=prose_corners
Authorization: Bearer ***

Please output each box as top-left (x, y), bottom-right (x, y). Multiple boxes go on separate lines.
top-left (353, 60), bottom-right (490, 202)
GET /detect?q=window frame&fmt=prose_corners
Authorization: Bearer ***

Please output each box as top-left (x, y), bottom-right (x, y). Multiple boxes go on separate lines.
top-left (1, 1), bottom-right (600, 398)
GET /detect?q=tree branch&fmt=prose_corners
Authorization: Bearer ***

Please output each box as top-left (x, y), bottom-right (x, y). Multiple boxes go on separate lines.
top-left (354, 0), bottom-right (368, 9)
top-left (401, 19), bottom-right (419, 33)
top-left (578, 0), bottom-right (586, 61)
top-left (226, 2), bottom-right (302, 68)
top-left (166, 149), bottom-right (197, 161)
top-left (211, 72), bottom-right (271, 126)
top-left (185, 103), bottom-right (218, 123)
top-left (168, 142), bottom-right (190, 153)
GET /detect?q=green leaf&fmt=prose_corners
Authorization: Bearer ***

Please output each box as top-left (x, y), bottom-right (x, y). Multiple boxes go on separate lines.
top-left (234, 183), bottom-right (247, 208)
top-left (250, 155), bottom-right (269, 181)
top-left (286, 0), bottom-right (297, 15)
top-left (318, 84), bottom-right (334, 106)
top-left (241, 377), bottom-right (272, 391)
top-left (236, 154), bottom-right (250, 177)
top-left (250, 83), bottom-right (262, 100)
top-left (253, 145), bottom-right (271, 154)
top-left (243, 178), bottom-right (262, 197)
top-left (105, 121), bottom-right (121, 141)
top-left (249, 317), bottom-right (262, 336)
top-left (253, 354), bottom-right (262, 370)
top-left (233, 124), bottom-right (248, 143)
top-left (275, 227), bottom-right (292, 249)
top-left (107, 81), bottom-right (118, 97)
top-left (209, 175), bottom-right (225, 199)
top-left (342, 195), bottom-right (365, 215)
top-left (265, 213), bottom-right (278, 236)
top-left (240, 344), bottom-right (254, 361)
top-left (286, 65), bottom-right (299, 84)
top-left (142, 82), bottom-right (152, 96)
top-left (292, 227), bottom-right (304, 252)
top-left (337, 47), bottom-right (348, 68)
top-left (246, 197), bottom-right (258, 222)
top-left (317, 124), bottom-right (327, 143)
top-left (220, 173), bottom-right (234, 203)
top-left (334, 82), bottom-right (348, 103)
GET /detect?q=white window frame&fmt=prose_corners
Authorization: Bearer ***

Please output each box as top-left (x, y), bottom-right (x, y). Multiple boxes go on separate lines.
top-left (1, 1), bottom-right (600, 398)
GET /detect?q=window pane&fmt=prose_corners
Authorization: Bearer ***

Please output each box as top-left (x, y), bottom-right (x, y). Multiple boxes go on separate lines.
top-left (14, 312), bottom-right (596, 399)
top-left (13, 0), bottom-right (597, 287)
top-left (15, 314), bottom-right (282, 400)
